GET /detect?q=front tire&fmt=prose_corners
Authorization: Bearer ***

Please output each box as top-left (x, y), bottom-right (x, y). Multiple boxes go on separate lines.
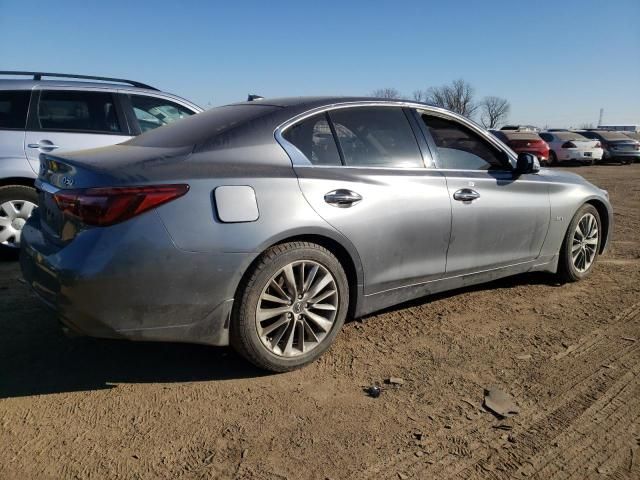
top-left (549, 151), bottom-right (558, 166)
top-left (0, 185), bottom-right (38, 259)
top-left (557, 204), bottom-right (601, 282)
top-left (230, 241), bottom-right (349, 372)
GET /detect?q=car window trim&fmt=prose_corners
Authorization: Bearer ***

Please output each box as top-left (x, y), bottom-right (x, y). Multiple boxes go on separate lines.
top-left (325, 111), bottom-right (346, 166)
top-left (28, 89), bottom-right (128, 136)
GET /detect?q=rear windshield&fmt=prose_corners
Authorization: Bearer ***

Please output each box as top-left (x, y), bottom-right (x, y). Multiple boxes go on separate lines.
top-left (501, 132), bottom-right (541, 141)
top-left (125, 104), bottom-right (280, 148)
top-left (597, 130), bottom-right (634, 141)
top-left (555, 132), bottom-right (589, 141)
top-left (0, 90), bottom-right (30, 129)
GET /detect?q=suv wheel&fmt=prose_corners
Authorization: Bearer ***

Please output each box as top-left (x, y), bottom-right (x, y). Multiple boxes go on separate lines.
top-left (0, 185), bottom-right (38, 257)
top-left (231, 242), bottom-right (349, 372)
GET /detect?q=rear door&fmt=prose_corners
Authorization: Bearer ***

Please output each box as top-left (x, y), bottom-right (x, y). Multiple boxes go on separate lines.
top-left (24, 88), bottom-right (131, 173)
top-left (281, 105), bottom-right (451, 295)
top-left (416, 111), bottom-right (550, 276)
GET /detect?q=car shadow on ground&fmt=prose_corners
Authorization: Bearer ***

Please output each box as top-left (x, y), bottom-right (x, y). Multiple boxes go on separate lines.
top-left (0, 269), bottom-right (558, 400)
top-left (0, 304), bottom-right (267, 399)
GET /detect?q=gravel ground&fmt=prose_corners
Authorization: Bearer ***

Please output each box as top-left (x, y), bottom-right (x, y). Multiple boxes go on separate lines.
top-left (1, 164), bottom-right (639, 480)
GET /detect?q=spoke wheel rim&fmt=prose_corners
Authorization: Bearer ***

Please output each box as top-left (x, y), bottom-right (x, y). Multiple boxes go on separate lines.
top-left (0, 200), bottom-right (37, 248)
top-left (256, 260), bottom-right (339, 358)
top-left (571, 212), bottom-right (598, 273)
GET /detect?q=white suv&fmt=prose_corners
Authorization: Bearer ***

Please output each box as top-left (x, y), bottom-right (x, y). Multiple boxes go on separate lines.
top-left (0, 71), bottom-right (202, 254)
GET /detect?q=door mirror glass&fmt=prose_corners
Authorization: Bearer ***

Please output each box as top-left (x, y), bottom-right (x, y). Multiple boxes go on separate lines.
top-left (515, 152), bottom-right (540, 174)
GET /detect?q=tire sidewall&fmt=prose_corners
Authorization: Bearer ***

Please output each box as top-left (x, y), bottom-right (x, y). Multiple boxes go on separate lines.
top-left (233, 244), bottom-right (349, 371)
top-left (0, 185), bottom-right (38, 257)
top-left (561, 204), bottom-right (601, 281)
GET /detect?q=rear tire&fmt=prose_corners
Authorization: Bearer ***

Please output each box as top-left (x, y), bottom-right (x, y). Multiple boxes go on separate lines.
top-left (0, 185), bottom-right (38, 260)
top-left (557, 204), bottom-right (601, 283)
top-left (230, 241), bottom-right (349, 372)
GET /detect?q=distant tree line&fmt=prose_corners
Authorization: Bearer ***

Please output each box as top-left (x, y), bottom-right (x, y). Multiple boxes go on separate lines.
top-left (371, 79), bottom-right (510, 128)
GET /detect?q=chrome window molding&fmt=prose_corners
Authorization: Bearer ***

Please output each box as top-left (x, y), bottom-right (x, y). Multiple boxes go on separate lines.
top-left (274, 100), bottom-right (517, 170)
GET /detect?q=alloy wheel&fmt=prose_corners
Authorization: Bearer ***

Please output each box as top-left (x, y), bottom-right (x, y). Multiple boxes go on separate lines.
top-left (256, 260), bottom-right (338, 357)
top-left (571, 212), bottom-right (598, 273)
top-left (0, 200), bottom-right (37, 248)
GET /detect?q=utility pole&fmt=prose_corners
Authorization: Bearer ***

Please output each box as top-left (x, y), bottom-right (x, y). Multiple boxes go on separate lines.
top-left (598, 108), bottom-right (604, 127)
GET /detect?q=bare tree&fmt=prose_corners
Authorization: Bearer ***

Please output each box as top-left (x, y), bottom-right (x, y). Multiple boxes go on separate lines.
top-left (371, 87), bottom-right (402, 99)
top-left (579, 122), bottom-right (594, 129)
top-left (425, 79), bottom-right (478, 118)
top-left (412, 89), bottom-right (426, 102)
top-left (479, 96), bottom-right (510, 129)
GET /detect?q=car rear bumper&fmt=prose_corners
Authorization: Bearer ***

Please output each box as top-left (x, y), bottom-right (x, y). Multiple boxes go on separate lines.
top-left (604, 151), bottom-right (640, 161)
top-left (557, 149), bottom-right (603, 162)
top-left (20, 209), bottom-right (251, 346)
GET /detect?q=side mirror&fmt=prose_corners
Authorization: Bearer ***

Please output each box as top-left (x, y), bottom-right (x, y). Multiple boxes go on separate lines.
top-left (515, 152), bottom-right (540, 175)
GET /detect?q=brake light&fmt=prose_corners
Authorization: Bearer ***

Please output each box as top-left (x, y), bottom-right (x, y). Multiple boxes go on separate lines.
top-left (561, 141), bottom-right (577, 148)
top-left (54, 184), bottom-right (189, 226)
top-left (594, 142), bottom-right (602, 148)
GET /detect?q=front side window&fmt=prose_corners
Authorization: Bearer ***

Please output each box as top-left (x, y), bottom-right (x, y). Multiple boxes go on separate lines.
top-left (130, 95), bottom-right (195, 133)
top-left (539, 133), bottom-right (553, 142)
top-left (37, 90), bottom-right (121, 134)
top-left (329, 107), bottom-right (423, 168)
top-left (0, 90), bottom-right (30, 129)
top-left (421, 114), bottom-right (507, 170)
top-left (282, 113), bottom-right (341, 166)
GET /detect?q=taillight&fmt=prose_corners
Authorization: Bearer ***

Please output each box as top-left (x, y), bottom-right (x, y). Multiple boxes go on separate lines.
top-left (594, 142), bottom-right (602, 148)
top-left (54, 184), bottom-right (189, 226)
top-left (561, 141), bottom-right (577, 148)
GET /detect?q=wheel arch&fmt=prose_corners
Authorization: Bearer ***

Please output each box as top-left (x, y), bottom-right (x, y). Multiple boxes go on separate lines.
top-left (0, 177), bottom-right (36, 189)
top-left (585, 199), bottom-right (611, 254)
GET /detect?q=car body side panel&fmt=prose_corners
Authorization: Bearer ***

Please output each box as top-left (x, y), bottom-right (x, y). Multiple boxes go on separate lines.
top-left (537, 169), bottom-right (613, 257)
top-left (294, 165), bottom-right (451, 295)
top-left (443, 169), bottom-right (551, 275)
top-left (0, 130), bottom-right (36, 180)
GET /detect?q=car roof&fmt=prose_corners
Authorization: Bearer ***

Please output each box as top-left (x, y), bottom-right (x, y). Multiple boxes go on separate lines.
top-left (230, 96), bottom-right (434, 109)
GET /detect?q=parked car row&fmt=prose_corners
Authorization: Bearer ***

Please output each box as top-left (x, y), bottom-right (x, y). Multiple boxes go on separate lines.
top-left (489, 126), bottom-right (640, 166)
top-left (0, 71), bottom-right (202, 254)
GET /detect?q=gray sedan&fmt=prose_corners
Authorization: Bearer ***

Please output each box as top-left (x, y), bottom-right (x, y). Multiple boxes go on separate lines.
top-left (20, 97), bottom-right (613, 371)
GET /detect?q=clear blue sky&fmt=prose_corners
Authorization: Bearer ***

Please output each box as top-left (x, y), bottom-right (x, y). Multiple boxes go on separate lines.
top-left (1, 0), bottom-right (638, 127)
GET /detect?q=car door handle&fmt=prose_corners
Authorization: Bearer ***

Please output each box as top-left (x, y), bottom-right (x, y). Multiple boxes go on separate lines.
top-left (28, 142), bottom-right (59, 150)
top-left (453, 188), bottom-right (480, 202)
top-left (324, 189), bottom-right (362, 208)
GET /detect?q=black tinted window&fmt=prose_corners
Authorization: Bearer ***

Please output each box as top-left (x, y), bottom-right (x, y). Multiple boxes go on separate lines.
top-left (539, 133), bottom-right (553, 142)
top-left (0, 90), bottom-right (30, 129)
top-left (329, 107), bottom-right (423, 167)
top-left (283, 113), bottom-right (341, 166)
top-left (130, 95), bottom-right (195, 133)
top-left (37, 90), bottom-right (121, 134)
top-left (421, 114), bottom-right (506, 170)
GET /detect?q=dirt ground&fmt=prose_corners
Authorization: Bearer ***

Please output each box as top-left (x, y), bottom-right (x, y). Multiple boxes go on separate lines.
top-left (1, 164), bottom-right (639, 480)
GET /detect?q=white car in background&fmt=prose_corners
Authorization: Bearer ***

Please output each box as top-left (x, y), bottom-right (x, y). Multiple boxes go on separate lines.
top-left (539, 131), bottom-right (603, 166)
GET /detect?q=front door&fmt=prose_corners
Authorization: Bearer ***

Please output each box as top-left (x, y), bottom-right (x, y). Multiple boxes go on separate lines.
top-left (418, 112), bottom-right (550, 275)
top-left (24, 89), bottom-right (131, 173)
top-left (281, 106), bottom-right (451, 295)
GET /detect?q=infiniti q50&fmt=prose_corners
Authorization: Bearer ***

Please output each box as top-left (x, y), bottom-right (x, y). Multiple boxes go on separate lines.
top-left (20, 97), bottom-right (612, 371)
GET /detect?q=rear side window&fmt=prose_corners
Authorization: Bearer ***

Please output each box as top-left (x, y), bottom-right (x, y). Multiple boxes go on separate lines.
top-left (329, 107), bottom-right (423, 168)
top-left (283, 113), bottom-right (341, 166)
top-left (130, 95), bottom-right (194, 133)
top-left (0, 90), bottom-right (30, 129)
top-left (37, 90), bottom-right (122, 134)
top-left (421, 114), bottom-right (506, 170)
top-left (539, 133), bottom-right (553, 142)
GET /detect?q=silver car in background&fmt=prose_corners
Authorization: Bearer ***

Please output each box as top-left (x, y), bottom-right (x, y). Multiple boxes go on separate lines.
top-left (20, 97), bottom-right (613, 371)
top-left (0, 71), bottom-right (202, 254)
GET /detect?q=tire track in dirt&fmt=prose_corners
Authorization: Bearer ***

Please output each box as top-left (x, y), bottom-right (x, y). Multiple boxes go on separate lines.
top-left (359, 303), bottom-right (640, 480)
